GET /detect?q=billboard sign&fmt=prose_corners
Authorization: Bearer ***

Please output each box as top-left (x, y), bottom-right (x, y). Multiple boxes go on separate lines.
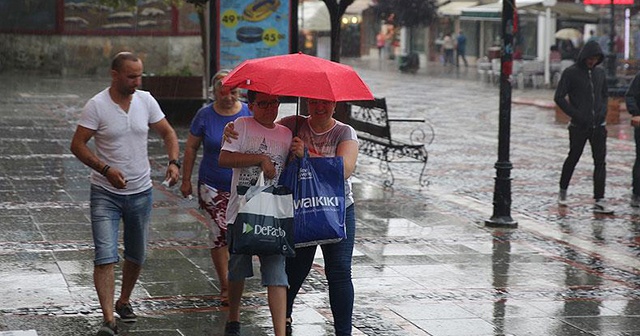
top-left (217, 0), bottom-right (291, 70)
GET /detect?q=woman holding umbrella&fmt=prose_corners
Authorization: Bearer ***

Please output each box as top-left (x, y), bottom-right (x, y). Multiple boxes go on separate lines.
top-left (281, 98), bottom-right (358, 336)
top-left (224, 98), bottom-right (359, 336)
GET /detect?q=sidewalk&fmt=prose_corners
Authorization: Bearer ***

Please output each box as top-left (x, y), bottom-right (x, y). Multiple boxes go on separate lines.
top-left (1, 63), bottom-right (640, 336)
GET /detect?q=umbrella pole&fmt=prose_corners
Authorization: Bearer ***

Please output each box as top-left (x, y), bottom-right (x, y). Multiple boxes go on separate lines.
top-left (295, 97), bottom-right (300, 137)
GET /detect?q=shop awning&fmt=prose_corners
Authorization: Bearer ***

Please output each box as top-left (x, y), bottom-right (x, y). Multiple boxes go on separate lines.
top-left (527, 2), bottom-right (600, 22)
top-left (438, 1), bottom-right (479, 16)
top-left (299, 1), bottom-right (330, 31)
top-left (345, 0), bottom-right (374, 14)
top-left (460, 0), bottom-right (599, 22)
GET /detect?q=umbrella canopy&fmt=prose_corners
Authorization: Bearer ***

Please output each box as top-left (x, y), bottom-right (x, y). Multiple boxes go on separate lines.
top-left (555, 28), bottom-right (582, 40)
top-left (221, 52), bottom-right (374, 102)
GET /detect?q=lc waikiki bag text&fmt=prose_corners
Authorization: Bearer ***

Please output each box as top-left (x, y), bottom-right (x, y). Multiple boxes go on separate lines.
top-left (279, 153), bottom-right (346, 247)
top-left (229, 181), bottom-right (295, 257)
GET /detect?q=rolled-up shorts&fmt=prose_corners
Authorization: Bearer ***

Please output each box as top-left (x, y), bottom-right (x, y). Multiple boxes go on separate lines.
top-left (90, 185), bottom-right (152, 266)
top-left (228, 252), bottom-right (289, 287)
top-left (198, 182), bottom-right (229, 249)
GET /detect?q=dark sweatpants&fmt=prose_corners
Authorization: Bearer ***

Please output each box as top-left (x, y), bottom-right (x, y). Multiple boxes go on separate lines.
top-left (559, 125), bottom-right (607, 199)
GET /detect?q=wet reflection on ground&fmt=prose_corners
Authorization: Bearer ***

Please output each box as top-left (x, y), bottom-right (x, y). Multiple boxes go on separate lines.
top-left (2, 70), bottom-right (640, 335)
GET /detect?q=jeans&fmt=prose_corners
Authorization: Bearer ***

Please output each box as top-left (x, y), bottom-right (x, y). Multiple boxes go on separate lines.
top-left (90, 185), bottom-right (152, 266)
top-left (457, 50), bottom-right (468, 66)
top-left (559, 125), bottom-right (607, 199)
top-left (286, 205), bottom-right (356, 336)
top-left (633, 127), bottom-right (640, 196)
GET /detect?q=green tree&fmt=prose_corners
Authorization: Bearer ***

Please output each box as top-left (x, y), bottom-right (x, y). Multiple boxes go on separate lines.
top-left (374, 0), bottom-right (438, 52)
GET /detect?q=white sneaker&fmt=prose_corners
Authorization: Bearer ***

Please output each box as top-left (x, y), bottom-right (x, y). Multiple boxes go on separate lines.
top-left (631, 195), bottom-right (640, 208)
top-left (593, 199), bottom-right (614, 214)
top-left (558, 189), bottom-right (568, 206)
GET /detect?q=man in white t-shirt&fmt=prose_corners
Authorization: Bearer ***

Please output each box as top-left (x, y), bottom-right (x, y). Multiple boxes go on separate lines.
top-left (219, 90), bottom-right (292, 336)
top-left (70, 52), bottom-right (180, 336)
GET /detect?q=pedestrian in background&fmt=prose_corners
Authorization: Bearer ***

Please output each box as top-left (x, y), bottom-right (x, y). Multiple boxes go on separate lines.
top-left (218, 90), bottom-right (292, 336)
top-left (384, 19), bottom-right (395, 60)
top-left (624, 73), bottom-right (640, 207)
top-left (443, 34), bottom-right (455, 66)
top-left (554, 41), bottom-right (613, 214)
top-left (550, 45), bottom-right (562, 62)
top-left (180, 69), bottom-right (252, 307)
top-left (376, 31), bottom-right (386, 59)
top-left (456, 30), bottom-right (468, 67)
top-left (587, 29), bottom-right (599, 44)
top-left (70, 51), bottom-right (180, 336)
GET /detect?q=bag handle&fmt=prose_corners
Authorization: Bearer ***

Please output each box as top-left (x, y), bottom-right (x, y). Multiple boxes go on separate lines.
top-left (255, 171), bottom-right (265, 186)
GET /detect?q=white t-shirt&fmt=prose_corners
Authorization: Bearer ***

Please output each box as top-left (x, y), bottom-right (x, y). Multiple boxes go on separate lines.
top-left (78, 88), bottom-right (165, 195)
top-left (221, 116), bottom-right (293, 224)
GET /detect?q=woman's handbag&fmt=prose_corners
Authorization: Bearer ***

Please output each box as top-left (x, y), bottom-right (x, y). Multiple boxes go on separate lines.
top-left (279, 151), bottom-right (346, 248)
top-left (228, 173), bottom-right (295, 257)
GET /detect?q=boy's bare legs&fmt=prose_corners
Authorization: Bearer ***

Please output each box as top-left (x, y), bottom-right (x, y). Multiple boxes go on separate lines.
top-left (94, 263), bottom-right (116, 323)
top-left (211, 246), bottom-right (229, 301)
top-left (227, 279), bottom-right (245, 322)
top-left (268, 285), bottom-right (287, 336)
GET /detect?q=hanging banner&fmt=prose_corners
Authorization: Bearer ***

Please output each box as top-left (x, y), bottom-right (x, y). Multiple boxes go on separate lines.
top-left (217, 0), bottom-right (291, 70)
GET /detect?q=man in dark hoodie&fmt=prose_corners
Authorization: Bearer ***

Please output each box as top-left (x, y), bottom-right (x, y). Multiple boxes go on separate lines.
top-left (554, 40), bottom-right (613, 214)
top-left (624, 72), bottom-right (640, 207)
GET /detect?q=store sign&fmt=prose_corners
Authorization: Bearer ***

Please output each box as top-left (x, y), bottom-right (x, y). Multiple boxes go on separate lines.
top-left (583, 0), bottom-right (633, 5)
top-left (217, 0), bottom-right (291, 69)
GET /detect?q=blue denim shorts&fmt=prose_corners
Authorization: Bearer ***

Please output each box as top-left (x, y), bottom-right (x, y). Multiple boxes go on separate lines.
top-left (90, 185), bottom-right (153, 266)
top-left (228, 253), bottom-right (288, 287)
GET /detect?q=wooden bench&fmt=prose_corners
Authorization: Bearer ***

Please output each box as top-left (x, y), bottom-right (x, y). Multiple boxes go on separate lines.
top-left (340, 97), bottom-right (433, 187)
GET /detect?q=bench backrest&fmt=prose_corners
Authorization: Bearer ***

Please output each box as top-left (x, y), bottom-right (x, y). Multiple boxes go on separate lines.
top-left (345, 98), bottom-right (392, 140)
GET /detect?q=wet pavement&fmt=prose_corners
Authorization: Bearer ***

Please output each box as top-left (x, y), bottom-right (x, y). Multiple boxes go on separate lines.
top-left (2, 57), bottom-right (640, 336)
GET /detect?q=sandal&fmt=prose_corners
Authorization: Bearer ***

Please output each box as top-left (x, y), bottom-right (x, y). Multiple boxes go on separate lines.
top-left (286, 318), bottom-right (292, 336)
top-left (220, 289), bottom-right (229, 307)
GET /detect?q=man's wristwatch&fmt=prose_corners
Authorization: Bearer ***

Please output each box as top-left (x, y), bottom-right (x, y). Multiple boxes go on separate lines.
top-left (168, 159), bottom-right (181, 169)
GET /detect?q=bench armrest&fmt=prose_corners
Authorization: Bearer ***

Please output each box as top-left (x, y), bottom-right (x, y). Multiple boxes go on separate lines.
top-left (387, 117), bottom-right (425, 123)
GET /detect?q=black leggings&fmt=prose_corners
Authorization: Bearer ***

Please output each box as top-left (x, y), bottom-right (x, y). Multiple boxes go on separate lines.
top-left (559, 125), bottom-right (607, 199)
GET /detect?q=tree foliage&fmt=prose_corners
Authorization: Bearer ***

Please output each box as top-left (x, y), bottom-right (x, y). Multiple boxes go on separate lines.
top-left (374, 0), bottom-right (438, 28)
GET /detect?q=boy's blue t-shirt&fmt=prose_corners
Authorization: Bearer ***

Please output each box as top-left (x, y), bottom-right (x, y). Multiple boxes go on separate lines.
top-left (189, 103), bottom-right (252, 191)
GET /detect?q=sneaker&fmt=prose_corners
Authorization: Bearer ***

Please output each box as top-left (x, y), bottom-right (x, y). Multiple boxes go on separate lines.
top-left (224, 321), bottom-right (241, 336)
top-left (286, 320), bottom-right (292, 336)
top-left (96, 321), bottom-right (118, 336)
top-left (632, 195), bottom-right (640, 208)
top-left (593, 199), bottom-right (614, 214)
top-left (115, 300), bottom-right (137, 323)
top-left (558, 189), bottom-right (568, 206)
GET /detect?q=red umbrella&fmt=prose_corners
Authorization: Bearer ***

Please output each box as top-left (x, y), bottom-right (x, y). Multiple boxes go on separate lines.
top-left (221, 52), bottom-right (374, 102)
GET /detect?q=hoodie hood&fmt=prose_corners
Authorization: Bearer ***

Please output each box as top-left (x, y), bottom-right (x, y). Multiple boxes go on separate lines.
top-left (576, 40), bottom-right (604, 67)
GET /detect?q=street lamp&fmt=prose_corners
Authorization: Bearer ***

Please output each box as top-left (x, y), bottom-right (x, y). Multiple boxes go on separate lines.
top-left (486, 0), bottom-right (518, 228)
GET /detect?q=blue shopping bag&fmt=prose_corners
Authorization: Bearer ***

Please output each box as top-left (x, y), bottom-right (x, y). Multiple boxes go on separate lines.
top-left (279, 151), bottom-right (346, 248)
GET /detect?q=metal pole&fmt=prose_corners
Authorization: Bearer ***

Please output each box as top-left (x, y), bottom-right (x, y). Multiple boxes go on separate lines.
top-left (486, 0), bottom-right (518, 228)
top-left (543, 7), bottom-right (551, 86)
top-left (607, 0), bottom-right (617, 85)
